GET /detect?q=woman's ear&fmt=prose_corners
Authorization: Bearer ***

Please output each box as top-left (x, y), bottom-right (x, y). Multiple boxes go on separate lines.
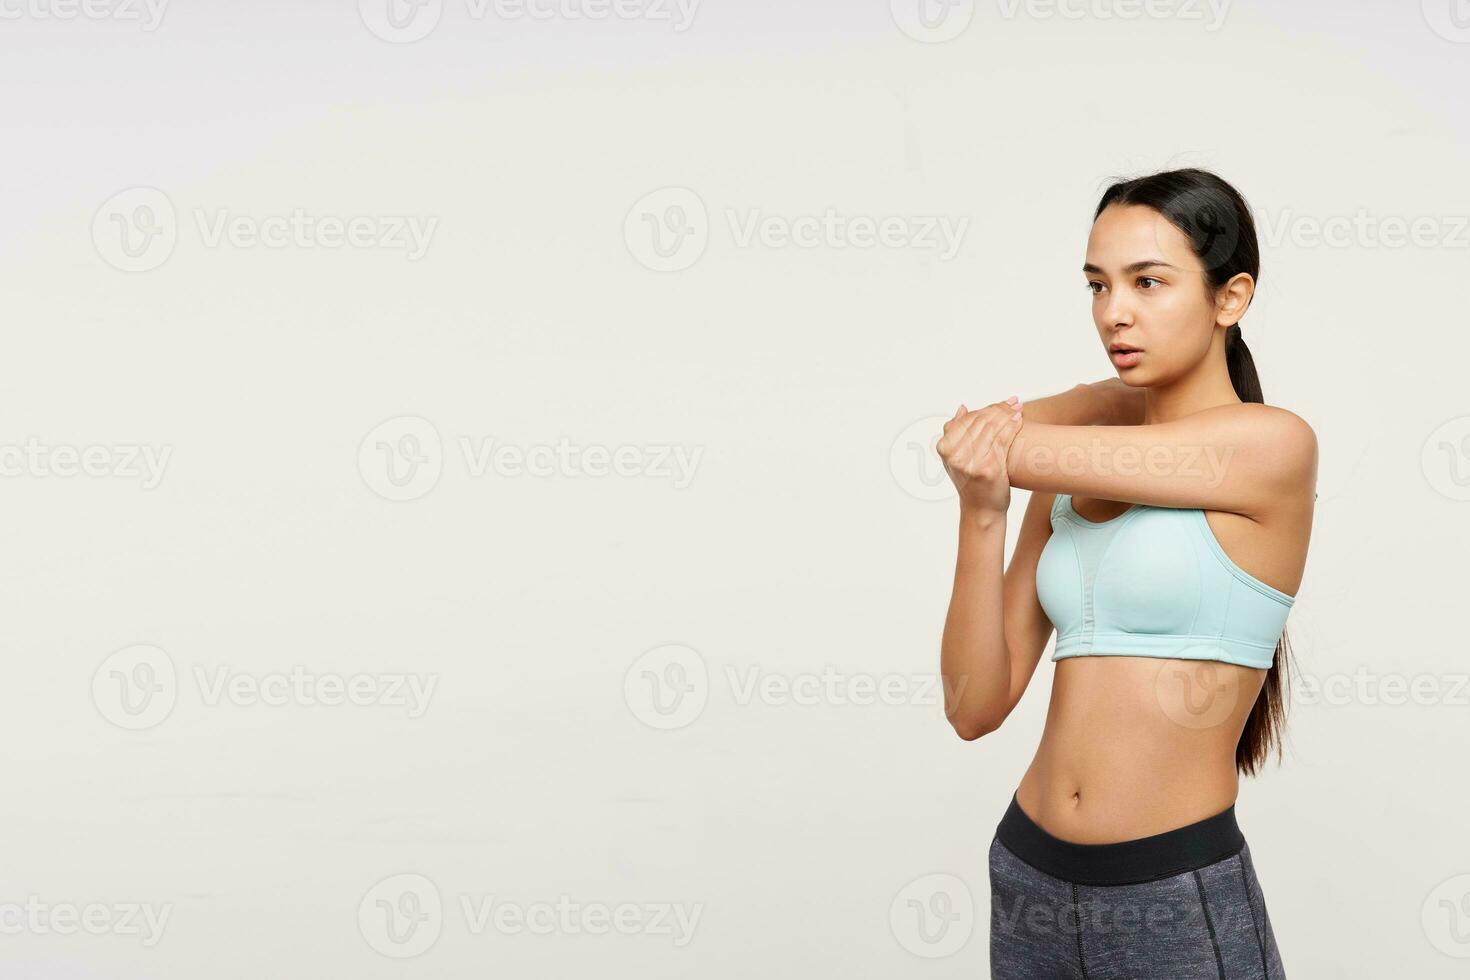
top-left (1216, 272), bottom-right (1255, 326)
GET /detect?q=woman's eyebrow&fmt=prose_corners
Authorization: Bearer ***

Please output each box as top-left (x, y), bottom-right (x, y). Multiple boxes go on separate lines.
top-left (1082, 259), bottom-right (1179, 274)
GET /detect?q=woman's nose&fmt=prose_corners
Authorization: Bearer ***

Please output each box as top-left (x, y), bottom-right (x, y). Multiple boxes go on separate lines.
top-left (1103, 297), bottom-right (1133, 327)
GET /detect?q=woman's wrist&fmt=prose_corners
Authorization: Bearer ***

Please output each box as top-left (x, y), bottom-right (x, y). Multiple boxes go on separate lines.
top-left (959, 502), bottom-right (1007, 532)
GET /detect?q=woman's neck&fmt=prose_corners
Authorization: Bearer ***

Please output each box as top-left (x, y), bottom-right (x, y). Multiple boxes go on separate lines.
top-left (1142, 348), bottom-right (1242, 424)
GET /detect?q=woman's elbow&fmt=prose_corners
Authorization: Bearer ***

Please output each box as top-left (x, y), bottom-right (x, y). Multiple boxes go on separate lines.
top-left (949, 712), bottom-right (1002, 741)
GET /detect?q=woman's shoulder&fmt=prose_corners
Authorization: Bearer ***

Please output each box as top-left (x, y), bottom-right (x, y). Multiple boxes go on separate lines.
top-left (1173, 402), bottom-right (1317, 502)
top-left (1239, 401), bottom-right (1314, 433)
top-left (1194, 402), bottom-right (1317, 466)
top-left (1241, 402), bottom-right (1317, 469)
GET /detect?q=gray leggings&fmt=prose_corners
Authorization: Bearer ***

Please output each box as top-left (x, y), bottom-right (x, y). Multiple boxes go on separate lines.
top-left (988, 794), bottom-right (1285, 979)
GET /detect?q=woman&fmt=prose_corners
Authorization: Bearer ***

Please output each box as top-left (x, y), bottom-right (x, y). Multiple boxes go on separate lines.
top-left (936, 169), bottom-right (1315, 979)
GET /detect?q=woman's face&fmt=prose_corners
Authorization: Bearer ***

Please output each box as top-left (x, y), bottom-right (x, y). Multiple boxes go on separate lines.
top-left (1083, 203), bottom-right (1237, 387)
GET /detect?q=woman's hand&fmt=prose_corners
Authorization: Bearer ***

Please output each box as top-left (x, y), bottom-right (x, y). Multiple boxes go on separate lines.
top-left (936, 396), bottom-right (1025, 514)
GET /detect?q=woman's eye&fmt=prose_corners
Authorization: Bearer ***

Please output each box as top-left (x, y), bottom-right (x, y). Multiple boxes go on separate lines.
top-left (1086, 281), bottom-right (1104, 294)
top-left (1137, 276), bottom-right (1162, 289)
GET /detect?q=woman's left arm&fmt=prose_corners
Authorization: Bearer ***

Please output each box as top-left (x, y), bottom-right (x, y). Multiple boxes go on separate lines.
top-left (1002, 402), bottom-right (1317, 516)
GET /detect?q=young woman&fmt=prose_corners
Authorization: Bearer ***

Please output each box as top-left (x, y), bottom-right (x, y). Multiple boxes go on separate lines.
top-left (936, 169), bottom-right (1316, 979)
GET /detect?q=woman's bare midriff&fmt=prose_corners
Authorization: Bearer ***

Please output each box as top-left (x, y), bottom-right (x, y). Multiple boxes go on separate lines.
top-left (1013, 654), bottom-right (1267, 845)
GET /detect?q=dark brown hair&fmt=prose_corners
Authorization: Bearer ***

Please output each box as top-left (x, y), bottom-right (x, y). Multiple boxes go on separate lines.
top-left (1093, 168), bottom-right (1291, 776)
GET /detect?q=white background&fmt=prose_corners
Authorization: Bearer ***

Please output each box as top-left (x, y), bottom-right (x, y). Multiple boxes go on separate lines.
top-left (2, 0), bottom-right (1468, 976)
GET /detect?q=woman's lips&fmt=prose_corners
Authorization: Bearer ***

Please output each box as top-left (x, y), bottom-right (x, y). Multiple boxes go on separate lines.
top-left (1110, 349), bottom-right (1143, 368)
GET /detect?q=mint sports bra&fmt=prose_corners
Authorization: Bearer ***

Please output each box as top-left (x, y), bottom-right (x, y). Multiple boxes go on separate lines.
top-left (1035, 494), bottom-right (1296, 670)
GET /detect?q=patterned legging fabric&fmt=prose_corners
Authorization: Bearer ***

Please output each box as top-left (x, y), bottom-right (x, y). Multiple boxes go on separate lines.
top-left (989, 835), bottom-right (1285, 979)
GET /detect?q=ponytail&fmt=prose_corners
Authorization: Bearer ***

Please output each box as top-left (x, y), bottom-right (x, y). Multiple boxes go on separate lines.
top-left (1225, 324), bottom-right (1293, 776)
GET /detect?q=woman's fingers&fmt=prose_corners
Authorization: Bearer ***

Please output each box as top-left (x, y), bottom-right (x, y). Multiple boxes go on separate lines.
top-left (974, 403), bottom-right (1024, 468)
top-left (975, 401), bottom-right (1020, 456)
top-left (971, 410), bottom-right (1000, 461)
top-left (939, 408), bottom-right (982, 457)
top-left (941, 397), bottom-right (1017, 450)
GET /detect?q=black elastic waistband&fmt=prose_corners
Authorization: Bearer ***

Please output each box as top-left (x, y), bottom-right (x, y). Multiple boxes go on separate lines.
top-left (994, 793), bottom-right (1245, 887)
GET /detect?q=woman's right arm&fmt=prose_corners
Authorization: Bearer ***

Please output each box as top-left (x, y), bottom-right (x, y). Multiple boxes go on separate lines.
top-left (940, 490), bottom-right (1056, 739)
top-left (938, 381), bottom-right (1135, 739)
